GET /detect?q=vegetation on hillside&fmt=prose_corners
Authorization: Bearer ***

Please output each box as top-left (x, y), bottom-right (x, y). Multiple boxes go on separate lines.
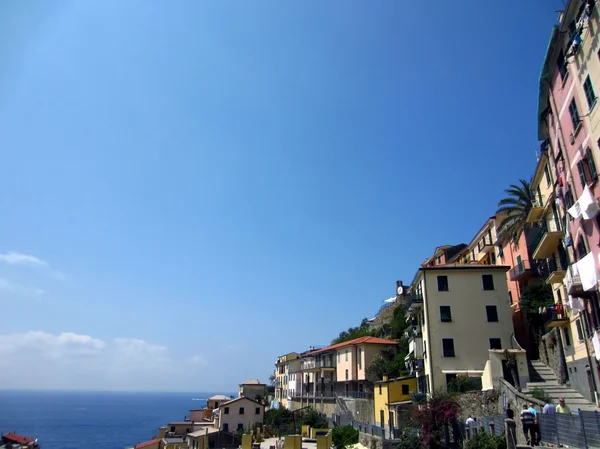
top-left (331, 304), bottom-right (412, 380)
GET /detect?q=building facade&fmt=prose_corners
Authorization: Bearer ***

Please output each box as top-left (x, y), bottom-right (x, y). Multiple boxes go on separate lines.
top-left (238, 380), bottom-right (267, 401)
top-left (406, 265), bottom-right (515, 394)
top-left (373, 376), bottom-right (417, 430)
top-left (274, 352), bottom-right (300, 409)
top-left (217, 397), bottom-right (265, 433)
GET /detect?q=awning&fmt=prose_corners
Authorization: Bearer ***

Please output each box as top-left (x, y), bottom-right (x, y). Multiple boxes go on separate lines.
top-left (440, 370), bottom-right (484, 375)
top-left (388, 400), bottom-right (413, 406)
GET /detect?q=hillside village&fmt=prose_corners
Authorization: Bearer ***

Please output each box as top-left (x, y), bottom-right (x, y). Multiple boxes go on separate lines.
top-left (122, 1), bottom-right (600, 448)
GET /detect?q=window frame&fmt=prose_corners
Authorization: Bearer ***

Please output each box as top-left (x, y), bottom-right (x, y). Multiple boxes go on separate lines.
top-left (442, 338), bottom-right (455, 357)
top-left (437, 275), bottom-right (449, 292)
top-left (486, 305), bottom-right (499, 322)
top-left (239, 407), bottom-right (245, 415)
top-left (584, 75), bottom-right (597, 109)
top-left (489, 338), bottom-right (502, 350)
top-left (482, 274), bottom-right (495, 291)
top-left (224, 407), bottom-right (230, 415)
top-left (439, 305), bottom-right (452, 323)
top-left (569, 98), bottom-right (581, 131)
top-left (401, 384), bottom-right (409, 395)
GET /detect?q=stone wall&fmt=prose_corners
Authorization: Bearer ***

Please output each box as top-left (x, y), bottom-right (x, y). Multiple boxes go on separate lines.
top-left (539, 328), bottom-right (567, 383)
top-left (358, 432), bottom-right (382, 449)
top-left (455, 390), bottom-right (500, 420)
top-left (310, 401), bottom-right (337, 417)
top-left (343, 398), bottom-right (375, 424)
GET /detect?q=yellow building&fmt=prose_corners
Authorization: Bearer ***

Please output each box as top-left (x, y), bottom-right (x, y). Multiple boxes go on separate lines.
top-left (464, 217), bottom-right (502, 266)
top-left (406, 265), bottom-right (516, 394)
top-left (274, 352), bottom-right (301, 409)
top-left (373, 375), bottom-right (417, 429)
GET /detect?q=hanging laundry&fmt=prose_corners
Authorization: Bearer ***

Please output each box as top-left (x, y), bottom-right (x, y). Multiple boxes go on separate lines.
top-left (576, 252), bottom-right (599, 291)
top-left (580, 185), bottom-right (600, 219)
top-left (568, 201), bottom-right (582, 219)
top-left (593, 332), bottom-right (600, 361)
top-left (556, 302), bottom-right (563, 316)
top-left (559, 176), bottom-right (564, 187)
top-left (569, 295), bottom-right (585, 312)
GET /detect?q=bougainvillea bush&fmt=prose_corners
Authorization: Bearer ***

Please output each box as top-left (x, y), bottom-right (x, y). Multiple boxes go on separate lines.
top-left (412, 391), bottom-right (461, 448)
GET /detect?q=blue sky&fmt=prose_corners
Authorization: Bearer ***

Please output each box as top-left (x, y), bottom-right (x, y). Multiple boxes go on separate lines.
top-left (0, 1), bottom-right (561, 391)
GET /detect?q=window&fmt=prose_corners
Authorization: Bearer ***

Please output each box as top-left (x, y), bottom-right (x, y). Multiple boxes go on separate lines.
top-left (437, 256), bottom-right (441, 264)
top-left (224, 407), bottom-right (230, 415)
top-left (482, 274), bottom-right (494, 290)
top-left (576, 319), bottom-right (585, 341)
top-left (437, 275), bottom-right (449, 292)
top-left (544, 164), bottom-right (552, 187)
top-left (379, 384), bottom-right (382, 395)
top-left (223, 423), bottom-right (229, 432)
top-left (489, 338), bottom-right (502, 349)
top-left (255, 407), bottom-right (260, 415)
top-left (402, 384), bottom-right (409, 395)
top-left (239, 407), bottom-right (245, 415)
top-left (557, 50), bottom-right (568, 80)
top-left (345, 350), bottom-right (348, 361)
top-left (337, 351), bottom-right (340, 363)
top-left (446, 373), bottom-right (457, 390)
top-left (170, 426), bottom-right (175, 433)
top-left (440, 306), bottom-right (452, 322)
top-left (576, 238), bottom-right (588, 260)
top-left (491, 252), bottom-right (496, 265)
top-left (587, 148), bottom-right (598, 181)
top-left (569, 98), bottom-right (581, 131)
top-left (345, 369), bottom-right (349, 380)
top-left (585, 76), bottom-right (597, 109)
top-left (486, 305), bottom-right (499, 322)
top-left (509, 291), bottom-right (513, 305)
top-left (357, 348), bottom-right (362, 369)
top-left (442, 338), bottom-right (455, 357)
top-left (237, 424), bottom-right (244, 431)
top-left (563, 327), bottom-right (571, 346)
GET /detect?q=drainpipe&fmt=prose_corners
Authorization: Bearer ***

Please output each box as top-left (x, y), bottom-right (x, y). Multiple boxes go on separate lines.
top-left (546, 81), bottom-right (599, 394)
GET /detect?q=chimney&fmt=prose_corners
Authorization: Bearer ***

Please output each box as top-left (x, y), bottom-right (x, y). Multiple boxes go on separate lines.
top-left (382, 374), bottom-right (389, 382)
top-left (213, 412), bottom-right (220, 430)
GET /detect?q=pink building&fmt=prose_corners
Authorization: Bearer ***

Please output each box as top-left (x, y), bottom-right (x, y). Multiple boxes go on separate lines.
top-left (538, 0), bottom-right (600, 401)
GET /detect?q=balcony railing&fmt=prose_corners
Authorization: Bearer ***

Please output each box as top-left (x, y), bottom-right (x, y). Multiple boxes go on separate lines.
top-left (564, 263), bottom-right (596, 298)
top-left (404, 294), bottom-right (423, 312)
top-left (300, 359), bottom-right (316, 370)
top-left (411, 392), bottom-right (426, 403)
top-left (542, 306), bottom-right (569, 328)
top-left (343, 391), bottom-right (373, 399)
top-left (527, 195), bottom-right (545, 223)
top-left (508, 260), bottom-right (538, 281)
top-left (545, 254), bottom-right (569, 284)
top-left (316, 359), bottom-right (336, 369)
top-left (528, 220), bottom-right (563, 260)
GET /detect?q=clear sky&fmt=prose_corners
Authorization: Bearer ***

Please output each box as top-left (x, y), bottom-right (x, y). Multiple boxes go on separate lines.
top-left (0, 1), bottom-right (562, 391)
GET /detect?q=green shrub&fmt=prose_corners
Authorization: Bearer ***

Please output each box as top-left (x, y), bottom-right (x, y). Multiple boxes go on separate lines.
top-left (299, 408), bottom-right (329, 429)
top-left (530, 388), bottom-right (550, 403)
top-left (396, 432), bottom-right (422, 449)
top-left (331, 425), bottom-right (359, 449)
top-left (464, 432), bottom-right (506, 449)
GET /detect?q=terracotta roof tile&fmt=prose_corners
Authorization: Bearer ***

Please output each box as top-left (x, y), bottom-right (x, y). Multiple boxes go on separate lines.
top-left (3, 433), bottom-right (36, 445)
top-left (306, 336), bottom-right (397, 355)
top-left (135, 438), bottom-right (161, 448)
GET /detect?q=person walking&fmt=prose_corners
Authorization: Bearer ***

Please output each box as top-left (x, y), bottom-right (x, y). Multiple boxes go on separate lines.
top-left (520, 403), bottom-right (536, 445)
top-left (528, 403), bottom-right (540, 446)
top-left (542, 399), bottom-right (556, 414)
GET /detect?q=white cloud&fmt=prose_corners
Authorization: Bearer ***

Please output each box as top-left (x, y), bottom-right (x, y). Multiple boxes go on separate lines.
top-left (51, 270), bottom-right (66, 282)
top-left (187, 354), bottom-right (208, 365)
top-left (0, 331), bottom-right (105, 357)
top-left (0, 278), bottom-right (45, 297)
top-left (0, 252), bottom-right (47, 266)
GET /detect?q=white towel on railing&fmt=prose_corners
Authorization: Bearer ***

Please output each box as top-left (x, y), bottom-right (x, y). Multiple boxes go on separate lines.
top-left (576, 252), bottom-right (599, 291)
top-left (581, 185), bottom-right (600, 219)
top-left (569, 295), bottom-right (585, 312)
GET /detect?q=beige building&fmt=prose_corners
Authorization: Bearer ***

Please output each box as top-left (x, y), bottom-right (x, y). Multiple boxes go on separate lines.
top-left (206, 395), bottom-right (231, 410)
top-left (463, 217), bottom-right (502, 266)
top-left (406, 265), bottom-right (516, 394)
top-left (216, 397), bottom-right (265, 433)
top-left (238, 379), bottom-right (266, 401)
top-left (274, 352), bottom-right (301, 409)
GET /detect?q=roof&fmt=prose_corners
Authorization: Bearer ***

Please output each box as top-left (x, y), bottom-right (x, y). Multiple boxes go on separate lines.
top-left (2, 433), bottom-right (36, 445)
top-left (208, 394), bottom-right (231, 401)
top-left (419, 264), bottom-right (510, 272)
top-left (374, 375), bottom-right (416, 385)
top-left (306, 336), bottom-right (397, 356)
top-left (135, 438), bottom-right (161, 449)
top-left (220, 396), bottom-right (265, 407)
top-left (188, 427), bottom-right (221, 437)
top-left (239, 379), bottom-right (265, 386)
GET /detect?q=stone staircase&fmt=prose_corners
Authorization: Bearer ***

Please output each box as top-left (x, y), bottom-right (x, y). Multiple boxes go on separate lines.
top-left (522, 360), bottom-right (597, 412)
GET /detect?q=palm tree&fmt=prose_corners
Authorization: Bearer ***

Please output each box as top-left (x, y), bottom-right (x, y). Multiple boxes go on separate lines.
top-left (496, 179), bottom-right (535, 242)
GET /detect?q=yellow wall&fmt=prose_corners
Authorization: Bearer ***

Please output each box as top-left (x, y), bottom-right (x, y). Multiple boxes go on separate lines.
top-left (420, 267), bottom-right (513, 393)
top-left (335, 346), bottom-right (356, 382)
top-left (373, 377), bottom-right (416, 427)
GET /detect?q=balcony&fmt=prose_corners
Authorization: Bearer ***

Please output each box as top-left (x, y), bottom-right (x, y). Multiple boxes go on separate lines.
top-left (530, 220), bottom-right (563, 260)
top-left (526, 195), bottom-right (545, 223)
top-left (508, 260), bottom-right (538, 282)
top-left (404, 294), bottom-right (423, 313)
top-left (475, 237), bottom-right (495, 262)
top-left (564, 263), bottom-right (596, 298)
top-left (543, 307), bottom-right (569, 328)
top-left (405, 358), bottom-right (424, 375)
top-left (300, 359), bottom-right (316, 370)
top-left (316, 359), bottom-right (336, 370)
top-left (545, 255), bottom-right (568, 284)
top-left (407, 337), bottom-right (423, 360)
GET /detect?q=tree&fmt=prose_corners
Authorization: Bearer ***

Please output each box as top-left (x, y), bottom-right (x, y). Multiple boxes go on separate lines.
top-left (331, 425), bottom-right (359, 449)
top-left (503, 349), bottom-right (521, 392)
top-left (269, 374), bottom-right (276, 386)
top-left (413, 391), bottom-right (460, 449)
top-left (299, 408), bottom-right (329, 429)
top-left (495, 179), bottom-right (535, 242)
top-left (518, 282), bottom-right (554, 315)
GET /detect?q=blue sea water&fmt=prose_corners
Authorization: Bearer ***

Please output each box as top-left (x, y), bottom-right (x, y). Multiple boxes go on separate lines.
top-left (0, 390), bottom-right (229, 449)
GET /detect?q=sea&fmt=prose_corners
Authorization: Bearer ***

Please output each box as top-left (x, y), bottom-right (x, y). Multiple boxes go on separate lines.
top-left (0, 390), bottom-right (231, 449)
